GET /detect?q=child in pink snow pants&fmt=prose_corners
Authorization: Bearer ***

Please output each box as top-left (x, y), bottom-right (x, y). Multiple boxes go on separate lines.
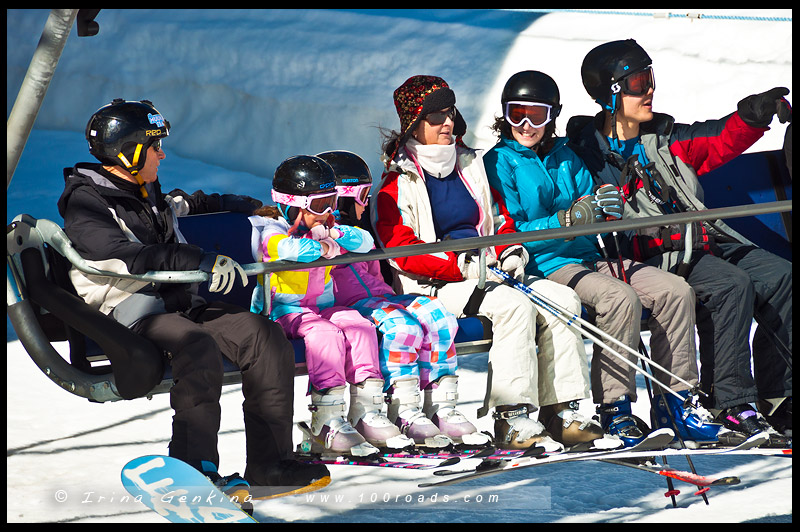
top-left (249, 155), bottom-right (412, 456)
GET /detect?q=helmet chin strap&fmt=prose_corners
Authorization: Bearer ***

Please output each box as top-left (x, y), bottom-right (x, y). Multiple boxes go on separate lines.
top-left (601, 86), bottom-right (623, 153)
top-left (278, 203), bottom-right (304, 236)
top-left (116, 143), bottom-right (149, 198)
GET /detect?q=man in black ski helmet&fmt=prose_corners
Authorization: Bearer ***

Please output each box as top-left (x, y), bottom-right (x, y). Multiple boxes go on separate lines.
top-left (59, 99), bottom-right (332, 505)
top-left (567, 40), bottom-right (792, 444)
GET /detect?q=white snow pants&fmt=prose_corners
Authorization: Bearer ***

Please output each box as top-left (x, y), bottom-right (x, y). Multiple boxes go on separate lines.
top-left (429, 275), bottom-right (590, 415)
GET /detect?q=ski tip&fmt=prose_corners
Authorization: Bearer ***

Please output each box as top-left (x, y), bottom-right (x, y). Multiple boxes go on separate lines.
top-left (522, 445), bottom-right (547, 457)
top-left (439, 457), bottom-right (461, 467)
top-left (711, 476), bottom-right (741, 486)
top-left (471, 446), bottom-right (497, 459)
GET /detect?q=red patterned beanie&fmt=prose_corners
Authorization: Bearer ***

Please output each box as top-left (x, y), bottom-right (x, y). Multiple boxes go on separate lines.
top-left (388, 75), bottom-right (467, 162)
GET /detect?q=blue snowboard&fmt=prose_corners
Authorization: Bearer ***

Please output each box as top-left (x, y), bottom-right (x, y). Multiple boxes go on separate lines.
top-left (121, 455), bottom-right (256, 523)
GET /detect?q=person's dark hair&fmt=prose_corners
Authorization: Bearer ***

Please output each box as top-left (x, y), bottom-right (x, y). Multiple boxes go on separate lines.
top-left (253, 205), bottom-right (282, 218)
top-left (379, 125), bottom-right (403, 160)
top-left (489, 115), bottom-right (558, 156)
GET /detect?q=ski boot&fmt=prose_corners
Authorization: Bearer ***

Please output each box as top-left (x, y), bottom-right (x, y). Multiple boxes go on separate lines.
top-left (423, 375), bottom-right (491, 447)
top-left (244, 458), bottom-right (331, 500)
top-left (652, 390), bottom-right (721, 446)
top-left (304, 386), bottom-right (380, 457)
top-left (493, 404), bottom-right (564, 452)
top-left (757, 397), bottom-right (792, 438)
top-left (538, 400), bottom-right (622, 451)
top-left (598, 395), bottom-right (648, 447)
top-left (387, 377), bottom-right (453, 449)
top-left (348, 378), bottom-right (415, 450)
top-left (716, 402), bottom-right (791, 448)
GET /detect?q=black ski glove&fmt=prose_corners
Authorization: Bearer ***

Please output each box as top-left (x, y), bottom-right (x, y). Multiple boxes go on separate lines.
top-left (737, 87), bottom-right (791, 128)
top-left (557, 195), bottom-right (603, 227)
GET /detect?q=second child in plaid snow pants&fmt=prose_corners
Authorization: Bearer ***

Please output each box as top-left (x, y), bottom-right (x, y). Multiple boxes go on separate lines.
top-left (350, 294), bottom-right (459, 392)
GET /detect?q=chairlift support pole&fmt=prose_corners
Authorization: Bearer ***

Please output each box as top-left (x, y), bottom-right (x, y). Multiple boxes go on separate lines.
top-left (7, 9), bottom-right (78, 190)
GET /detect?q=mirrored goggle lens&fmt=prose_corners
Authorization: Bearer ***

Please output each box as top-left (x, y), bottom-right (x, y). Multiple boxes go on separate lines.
top-left (621, 67), bottom-right (655, 96)
top-left (307, 192), bottom-right (338, 215)
top-left (505, 102), bottom-right (552, 128)
top-left (425, 107), bottom-right (456, 125)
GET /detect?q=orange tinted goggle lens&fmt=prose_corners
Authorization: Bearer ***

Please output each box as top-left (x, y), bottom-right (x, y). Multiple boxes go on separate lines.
top-left (622, 68), bottom-right (655, 96)
top-left (505, 102), bottom-right (552, 128)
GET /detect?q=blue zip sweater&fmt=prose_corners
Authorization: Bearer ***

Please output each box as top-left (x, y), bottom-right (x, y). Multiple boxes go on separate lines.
top-left (484, 136), bottom-right (602, 277)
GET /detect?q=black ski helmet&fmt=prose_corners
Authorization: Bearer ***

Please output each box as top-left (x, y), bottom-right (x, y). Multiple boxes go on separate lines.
top-left (581, 39), bottom-right (652, 110)
top-left (272, 155), bottom-right (336, 196)
top-left (501, 70), bottom-right (562, 117)
top-left (86, 98), bottom-right (170, 175)
top-left (316, 150), bottom-right (372, 188)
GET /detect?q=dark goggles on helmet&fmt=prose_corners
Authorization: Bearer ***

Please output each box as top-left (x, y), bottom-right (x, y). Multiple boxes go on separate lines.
top-left (336, 183), bottom-right (371, 207)
top-left (504, 101), bottom-right (554, 128)
top-left (272, 190), bottom-right (338, 216)
top-left (614, 66), bottom-right (655, 96)
top-left (424, 107), bottom-right (457, 126)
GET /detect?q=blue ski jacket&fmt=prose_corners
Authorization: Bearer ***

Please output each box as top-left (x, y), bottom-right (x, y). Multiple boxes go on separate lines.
top-left (484, 136), bottom-right (602, 277)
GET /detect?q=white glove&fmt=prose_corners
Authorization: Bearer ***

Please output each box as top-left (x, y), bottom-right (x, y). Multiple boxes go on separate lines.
top-left (319, 238), bottom-right (341, 259)
top-left (498, 245), bottom-right (528, 282)
top-left (308, 224), bottom-right (330, 241)
top-left (457, 250), bottom-right (498, 281)
top-left (201, 254), bottom-right (248, 295)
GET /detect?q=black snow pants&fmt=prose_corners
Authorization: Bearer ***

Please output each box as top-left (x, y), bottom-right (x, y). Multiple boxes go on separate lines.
top-left (677, 243), bottom-right (792, 409)
top-left (131, 301), bottom-right (296, 471)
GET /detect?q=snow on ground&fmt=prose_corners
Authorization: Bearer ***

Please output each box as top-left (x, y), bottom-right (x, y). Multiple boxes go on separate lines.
top-left (6, 332), bottom-right (793, 523)
top-left (7, 8), bottom-right (792, 523)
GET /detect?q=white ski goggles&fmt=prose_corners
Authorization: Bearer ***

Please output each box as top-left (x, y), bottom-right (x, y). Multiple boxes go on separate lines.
top-left (271, 189), bottom-right (338, 215)
top-left (504, 101), bottom-right (554, 129)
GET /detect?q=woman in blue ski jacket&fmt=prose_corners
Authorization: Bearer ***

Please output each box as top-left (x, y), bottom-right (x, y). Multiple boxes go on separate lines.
top-left (484, 71), bottom-right (720, 447)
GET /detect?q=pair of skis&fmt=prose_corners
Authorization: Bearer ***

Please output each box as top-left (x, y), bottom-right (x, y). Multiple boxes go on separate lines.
top-left (418, 430), bottom-right (772, 490)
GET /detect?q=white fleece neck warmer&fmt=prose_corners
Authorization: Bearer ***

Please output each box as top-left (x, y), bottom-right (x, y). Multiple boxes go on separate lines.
top-left (405, 138), bottom-right (457, 178)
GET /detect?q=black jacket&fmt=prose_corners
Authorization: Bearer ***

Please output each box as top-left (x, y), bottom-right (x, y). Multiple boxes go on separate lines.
top-left (57, 163), bottom-right (229, 326)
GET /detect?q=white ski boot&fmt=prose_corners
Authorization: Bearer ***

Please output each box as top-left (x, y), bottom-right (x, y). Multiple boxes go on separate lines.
top-left (423, 375), bottom-right (491, 446)
top-left (348, 378), bottom-right (415, 450)
top-left (493, 404), bottom-right (564, 452)
top-left (387, 377), bottom-right (452, 449)
top-left (305, 386), bottom-right (379, 457)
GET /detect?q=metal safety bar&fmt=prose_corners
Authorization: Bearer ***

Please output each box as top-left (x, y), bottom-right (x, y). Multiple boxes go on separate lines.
top-left (31, 199), bottom-right (791, 283)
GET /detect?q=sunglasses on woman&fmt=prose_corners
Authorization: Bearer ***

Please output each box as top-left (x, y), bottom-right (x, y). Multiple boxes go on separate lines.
top-left (336, 183), bottom-right (371, 207)
top-left (271, 190), bottom-right (339, 215)
top-left (616, 66), bottom-right (655, 96)
top-left (504, 101), bottom-right (554, 129)
top-left (424, 107), bottom-right (457, 126)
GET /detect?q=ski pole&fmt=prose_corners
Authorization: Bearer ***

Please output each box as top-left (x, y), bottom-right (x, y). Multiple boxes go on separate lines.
top-left (489, 267), bottom-right (686, 401)
top-left (611, 249), bottom-right (711, 505)
top-left (489, 266), bottom-right (699, 395)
